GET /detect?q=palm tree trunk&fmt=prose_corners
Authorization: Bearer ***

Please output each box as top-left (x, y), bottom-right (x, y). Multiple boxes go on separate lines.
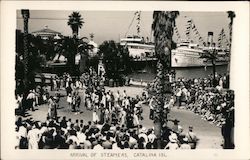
top-left (152, 11), bottom-right (175, 149)
top-left (226, 11), bottom-right (235, 88)
top-left (21, 9), bottom-right (30, 90)
top-left (227, 23), bottom-right (232, 75)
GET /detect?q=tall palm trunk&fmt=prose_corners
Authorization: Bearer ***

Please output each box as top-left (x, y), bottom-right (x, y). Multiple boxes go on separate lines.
top-left (227, 11), bottom-right (235, 85)
top-left (152, 11), bottom-right (178, 148)
top-left (227, 20), bottom-right (233, 74)
top-left (72, 27), bottom-right (79, 38)
top-left (21, 9), bottom-right (30, 90)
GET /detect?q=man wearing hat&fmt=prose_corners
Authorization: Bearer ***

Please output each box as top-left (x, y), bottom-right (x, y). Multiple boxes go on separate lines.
top-left (171, 119), bottom-right (183, 135)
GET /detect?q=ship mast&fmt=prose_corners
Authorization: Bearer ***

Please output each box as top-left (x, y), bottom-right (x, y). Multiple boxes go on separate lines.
top-left (124, 11), bottom-right (141, 38)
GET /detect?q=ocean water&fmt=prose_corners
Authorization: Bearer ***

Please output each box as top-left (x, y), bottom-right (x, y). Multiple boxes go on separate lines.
top-left (174, 64), bottom-right (228, 79)
top-left (129, 64), bottom-right (228, 81)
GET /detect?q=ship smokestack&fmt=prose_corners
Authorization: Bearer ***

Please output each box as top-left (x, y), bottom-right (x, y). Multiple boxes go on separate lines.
top-left (207, 32), bottom-right (213, 47)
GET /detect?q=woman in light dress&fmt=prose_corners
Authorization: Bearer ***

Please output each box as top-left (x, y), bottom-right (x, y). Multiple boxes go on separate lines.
top-left (67, 94), bottom-right (73, 112)
top-left (92, 109), bottom-right (99, 123)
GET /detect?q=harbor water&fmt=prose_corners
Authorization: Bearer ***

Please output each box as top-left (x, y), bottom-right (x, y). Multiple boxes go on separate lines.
top-left (129, 64), bottom-right (228, 82)
top-left (174, 64), bottom-right (228, 79)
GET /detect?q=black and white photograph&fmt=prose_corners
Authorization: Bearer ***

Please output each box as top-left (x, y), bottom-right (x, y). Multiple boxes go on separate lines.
top-left (1, 1), bottom-right (249, 160)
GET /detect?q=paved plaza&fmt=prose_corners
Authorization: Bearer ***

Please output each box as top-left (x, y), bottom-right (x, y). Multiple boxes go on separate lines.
top-left (20, 86), bottom-right (223, 149)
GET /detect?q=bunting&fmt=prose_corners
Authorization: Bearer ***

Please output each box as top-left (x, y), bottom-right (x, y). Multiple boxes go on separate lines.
top-left (135, 11), bottom-right (141, 36)
top-left (190, 22), bottom-right (205, 46)
top-left (174, 26), bottom-right (181, 42)
top-left (185, 19), bottom-right (192, 40)
top-left (218, 28), bottom-right (229, 48)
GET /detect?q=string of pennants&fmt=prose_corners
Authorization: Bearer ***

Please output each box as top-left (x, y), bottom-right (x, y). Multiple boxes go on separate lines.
top-left (182, 19), bottom-right (206, 46)
top-left (217, 28), bottom-right (230, 48)
top-left (174, 26), bottom-right (181, 42)
top-left (135, 11), bottom-right (141, 36)
top-left (185, 19), bottom-right (192, 40)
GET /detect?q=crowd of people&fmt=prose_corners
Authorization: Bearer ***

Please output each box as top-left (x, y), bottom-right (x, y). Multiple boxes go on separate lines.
top-left (15, 68), bottom-right (200, 150)
top-left (171, 74), bottom-right (234, 128)
top-left (15, 115), bottom-right (198, 149)
top-left (169, 74), bottom-right (234, 149)
top-left (15, 66), bottom-right (234, 149)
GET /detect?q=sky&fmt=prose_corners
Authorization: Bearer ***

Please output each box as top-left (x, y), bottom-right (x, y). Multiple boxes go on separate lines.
top-left (16, 10), bottom-right (231, 46)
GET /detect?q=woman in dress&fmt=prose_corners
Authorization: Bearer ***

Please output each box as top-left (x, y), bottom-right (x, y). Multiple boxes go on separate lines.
top-left (67, 94), bottom-right (73, 112)
top-left (47, 96), bottom-right (53, 119)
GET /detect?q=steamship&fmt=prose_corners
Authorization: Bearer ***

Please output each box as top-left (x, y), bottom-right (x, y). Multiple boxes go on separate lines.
top-left (120, 12), bottom-right (229, 68)
top-left (120, 34), bottom-right (229, 68)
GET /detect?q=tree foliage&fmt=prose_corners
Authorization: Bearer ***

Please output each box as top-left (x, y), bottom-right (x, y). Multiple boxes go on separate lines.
top-left (67, 11), bottom-right (84, 38)
top-left (54, 37), bottom-right (93, 75)
top-left (98, 40), bottom-right (131, 79)
top-left (15, 31), bottom-right (46, 93)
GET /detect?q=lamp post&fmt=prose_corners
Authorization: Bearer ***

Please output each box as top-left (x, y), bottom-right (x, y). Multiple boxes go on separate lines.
top-left (211, 48), bottom-right (217, 87)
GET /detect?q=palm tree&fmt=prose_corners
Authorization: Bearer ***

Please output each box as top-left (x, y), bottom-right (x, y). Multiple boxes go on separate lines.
top-left (226, 11), bottom-right (235, 78)
top-left (224, 11), bottom-right (235, 149)
top-left (66, 12), bottom-right (84, 75)
top-left (152, 11), bottom-right (179, 148)
top-left (67, 11), bottom-right (84, 38)
top-left (21, 9), bottom-right (30, 91)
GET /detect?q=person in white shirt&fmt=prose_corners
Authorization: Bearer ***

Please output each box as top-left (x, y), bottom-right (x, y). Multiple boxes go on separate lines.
top-left (27, 123), bottom-right (41, 149)
top-left (93, 142), bottom-right (104, 150)
top-left (169, 96), bottom-right (175, 108)
top-left (93, 109), bottom-right (99, 123)
top-left (149, 96), bottom-right (155, 120)
top-left (164, 132), bottom-right (179, 150)
top-left (26, 90), bottom-right (36, 111)
top-left (147, 129), bottom-right (157, 144)
top-left (179, 137), bottom-right (191, 149)
top-left (67, 132), bottom-right (80, 147)
top-left (186, 126), bottom-right (198, 149)
top-left (77, 129), bottom-right (86, 149)
top-left (114, 91), bottom-right (120, 105)
top-left (67, 94), bottom-right (73, 112)
top-left (138, 127), bottom-right (148, 147)
top-left (120, 90), bottom-right (127, 102)
top-left (176, 88), bottom-right (182, 108)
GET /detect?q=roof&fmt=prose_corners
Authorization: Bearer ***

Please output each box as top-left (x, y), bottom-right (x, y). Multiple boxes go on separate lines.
top-left (88, 40), bottom-right (98, 47)
top-left (32, 28), bottom-right (61, 35)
